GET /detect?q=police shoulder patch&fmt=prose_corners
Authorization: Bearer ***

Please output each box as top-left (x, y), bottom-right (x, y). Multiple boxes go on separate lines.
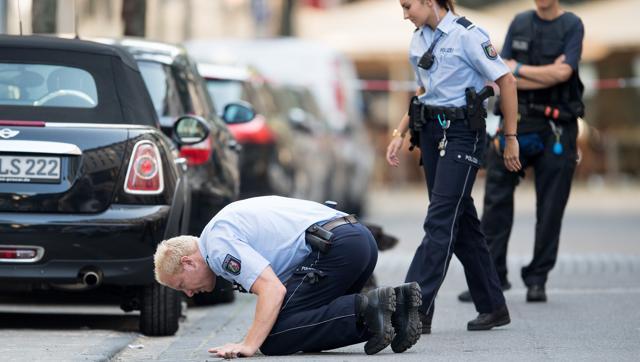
top-left (222, 254), bottom-right (241, 275)
top-left (482, 41), bottom-right (498, 60)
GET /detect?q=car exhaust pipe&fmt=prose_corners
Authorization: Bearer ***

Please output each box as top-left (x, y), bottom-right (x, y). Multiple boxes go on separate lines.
top-left (81, 270), bottom-right (102, 287)
top-left (50, 268), bottom-right (103, 291)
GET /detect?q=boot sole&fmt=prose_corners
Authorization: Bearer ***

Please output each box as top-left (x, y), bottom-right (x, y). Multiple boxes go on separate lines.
top-left (467, 315), bottom-right (511, 331)
top-left (391, 282), bottom-right (423, 353)
top-left (526, 295), bottom-right (547, 302)
top-left (364, 287), bottom-right (397, 355)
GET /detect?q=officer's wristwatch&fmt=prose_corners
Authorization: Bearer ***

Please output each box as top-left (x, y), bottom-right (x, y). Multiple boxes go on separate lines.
top-left (392, 129), bottom-right (406, 138)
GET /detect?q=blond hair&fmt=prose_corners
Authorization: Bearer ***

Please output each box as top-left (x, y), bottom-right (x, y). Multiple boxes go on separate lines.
top-left (153, 235), bottom-right (199, 284)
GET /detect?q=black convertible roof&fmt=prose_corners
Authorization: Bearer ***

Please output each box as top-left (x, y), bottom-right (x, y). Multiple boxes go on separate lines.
top-left (0, 35), bottom-right (159, 126)
top-left (0, 35), bottom-right (139, 69)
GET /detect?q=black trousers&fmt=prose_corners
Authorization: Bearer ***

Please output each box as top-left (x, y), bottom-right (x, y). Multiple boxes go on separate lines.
top-left (405, 119), bottom-right (506, 315)
top-left (260, 222), bottom-right (377, 355)
top-left (482, 121), bottom-right (577, 287)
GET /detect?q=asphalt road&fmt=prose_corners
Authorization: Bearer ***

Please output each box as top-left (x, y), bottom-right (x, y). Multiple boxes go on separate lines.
top-left (1, 182), bottom-right (639, 361)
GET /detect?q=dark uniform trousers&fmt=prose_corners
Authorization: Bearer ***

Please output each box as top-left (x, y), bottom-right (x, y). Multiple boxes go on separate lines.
top-left (260, 222), bottom-right (377, 355)
top-left (405, 119), bottom-right (506, 315)
top-left (482, 121), bottom-right (578, 287)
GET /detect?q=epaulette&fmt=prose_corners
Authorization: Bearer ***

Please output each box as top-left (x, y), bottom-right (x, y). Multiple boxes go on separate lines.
top-left (456, 17), bottom-right (475, 30)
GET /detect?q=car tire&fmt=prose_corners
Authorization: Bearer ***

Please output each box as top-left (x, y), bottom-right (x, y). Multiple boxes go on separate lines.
top-left (192, 277), bottom-right (235, 306)
top-left (139, 282), bottom-right (181, 336)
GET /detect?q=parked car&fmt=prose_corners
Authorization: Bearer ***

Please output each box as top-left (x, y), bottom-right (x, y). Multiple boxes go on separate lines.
top-left (185, 38), bottom-right (373, 214)
top-left (93, 38), bottom-right (249, 305)
top-left (197, 62), bottom-right (305, 199)
top-left (0, 35), bottom-right (202, 336)
top-left (95, 38), bottom-right (242, 236)
top-left (270, 83), bottom-right (335, 202)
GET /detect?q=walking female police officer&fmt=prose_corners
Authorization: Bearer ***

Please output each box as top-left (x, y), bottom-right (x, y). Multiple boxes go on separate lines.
top-left (387, 0), bottom-right (521, 333)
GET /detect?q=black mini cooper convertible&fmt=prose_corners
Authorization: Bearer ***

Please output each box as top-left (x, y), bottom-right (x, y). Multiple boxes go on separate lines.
top-left (0, 35), bottom-right (252, 336)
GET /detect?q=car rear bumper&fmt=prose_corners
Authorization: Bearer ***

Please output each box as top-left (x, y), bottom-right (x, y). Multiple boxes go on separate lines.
top-left (0, 204), bottom-right (171, 287)
top-left (0, 256), bottom-right (153, 286)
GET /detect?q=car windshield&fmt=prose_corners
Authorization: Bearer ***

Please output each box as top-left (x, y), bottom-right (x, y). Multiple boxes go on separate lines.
top-left (205, 79), bottom-right (245, 112)
top-left (0, 63), bottom-right (98, 108)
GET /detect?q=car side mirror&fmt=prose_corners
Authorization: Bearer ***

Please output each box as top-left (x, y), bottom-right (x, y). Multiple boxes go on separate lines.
top-left (287, 107), bottom-right (313, 133)
top-left (173, 115), bottom-right (210, 145)
top-left (222, 101), bottom-right (255, 124)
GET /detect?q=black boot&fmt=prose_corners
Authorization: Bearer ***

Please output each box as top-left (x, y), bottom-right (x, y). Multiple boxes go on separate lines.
top-left (419, 307), bottom-right (433, 334)
top-left (358, 286), bottom-right (396, 355)
top-left (390, 282), bottom-right (422, 353)
top-left (526, 284), bottom-right (547, 302)
top-left (467, 305), bottom-right (511, 331)
top-left (457, 281), bottom-right (512, 303)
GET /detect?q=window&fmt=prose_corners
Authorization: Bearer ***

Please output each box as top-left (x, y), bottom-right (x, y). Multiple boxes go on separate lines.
top-left (0, 63), bottom-right (98, 108)
top-left (137, 61), bottom-right (184, 117)
top-left (205, 79), bottom-right (248, 112)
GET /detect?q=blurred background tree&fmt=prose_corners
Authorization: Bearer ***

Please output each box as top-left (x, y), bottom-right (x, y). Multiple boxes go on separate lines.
top-left (122, 0), bottom-right (145, 37)
top-left (32, 0), bottom-right (57, 33)
top-left (280, 0), bottom-right (295, 36)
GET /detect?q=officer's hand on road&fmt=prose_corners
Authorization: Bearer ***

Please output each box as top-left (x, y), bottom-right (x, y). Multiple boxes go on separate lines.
top-left (503, 137), bottom-right (522, 172)
top-left (209, 342), bottom-right (256, 359)
top-left (386, 136), bottom-right (405, 167)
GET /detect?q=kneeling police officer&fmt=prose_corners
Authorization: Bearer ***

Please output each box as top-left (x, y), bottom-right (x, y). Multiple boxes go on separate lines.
top-left (154, 196), bottom-right (422, 357)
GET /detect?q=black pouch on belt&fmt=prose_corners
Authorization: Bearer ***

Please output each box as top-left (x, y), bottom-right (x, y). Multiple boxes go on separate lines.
top-left (465, 86), bottom-right (494, 130)
top-left (408, 96), bottom-right (422, 151)
top-left (305, 224), bottom-right (333, 253)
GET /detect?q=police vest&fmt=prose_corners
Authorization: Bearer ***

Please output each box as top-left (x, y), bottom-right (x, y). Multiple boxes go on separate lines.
top-left (509, 10), bottom-right (584, 121)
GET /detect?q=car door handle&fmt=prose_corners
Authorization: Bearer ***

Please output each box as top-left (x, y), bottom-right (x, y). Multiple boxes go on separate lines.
top-left (227, 140), bottom-right (242, 152)
top-left (174, 157), bottom-right (188, 172)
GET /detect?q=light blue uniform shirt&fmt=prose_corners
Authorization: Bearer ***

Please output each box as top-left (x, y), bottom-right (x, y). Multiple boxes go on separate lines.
top-left (409, 11), bottom-right (509, 107)
top-left (197, 196), bottom-right (346, 292)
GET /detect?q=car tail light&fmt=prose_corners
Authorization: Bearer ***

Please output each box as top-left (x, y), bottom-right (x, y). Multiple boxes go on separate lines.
top-left (227, 115), bottom-right (274, 145)
top-left (124, 140), bottom-right (164, 195)
top-left (0, 120), bottom-right (45, 127)
top-left (0, 246), bottom-right (44, 263)
top-left (179, 135), bottom-right (212, 166)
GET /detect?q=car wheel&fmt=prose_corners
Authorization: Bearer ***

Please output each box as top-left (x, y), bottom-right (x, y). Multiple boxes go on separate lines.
top-left (192, 277), bottom-right (235, 306)
top-left (139, 282), bottom-right (181, 336)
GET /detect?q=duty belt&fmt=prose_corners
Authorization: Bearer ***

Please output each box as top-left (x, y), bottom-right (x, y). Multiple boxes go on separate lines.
top-left (305, 215), bottom-right (358, 253)
top-left (420, 105), bottom-right (467, 122)
top-left (320, 214), bottom-right (358, 231)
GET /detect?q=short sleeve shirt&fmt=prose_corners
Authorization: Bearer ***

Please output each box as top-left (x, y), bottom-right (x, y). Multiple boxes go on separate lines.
top-left (197, 196), bottom-right (346, 292)
top-left (501, 11), bottom-right (584, 70)
top-left (409, 11), bottom-right (510, 107)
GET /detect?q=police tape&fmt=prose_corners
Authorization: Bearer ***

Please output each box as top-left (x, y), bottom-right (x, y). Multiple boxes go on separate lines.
top-left (591, 77), bottom-right (640, 90)
top-left (357, 77), bottom-right (640, 92)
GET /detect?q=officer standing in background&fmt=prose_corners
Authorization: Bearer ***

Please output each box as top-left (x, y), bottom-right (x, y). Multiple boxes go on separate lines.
top-left (154, 196), bottom-right (422, 358)
top-left (458, 0), bottom-right (585, 303)
top-left (387, 0), bottom-right (521, 334)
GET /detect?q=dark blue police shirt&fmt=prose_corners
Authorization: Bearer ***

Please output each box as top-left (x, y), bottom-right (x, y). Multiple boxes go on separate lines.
top-left (501, 11), bottom-right (584, 70)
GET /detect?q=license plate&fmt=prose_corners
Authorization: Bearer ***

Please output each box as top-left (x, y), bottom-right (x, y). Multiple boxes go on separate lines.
top-left (0, 155), bottom-right (61, 183)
